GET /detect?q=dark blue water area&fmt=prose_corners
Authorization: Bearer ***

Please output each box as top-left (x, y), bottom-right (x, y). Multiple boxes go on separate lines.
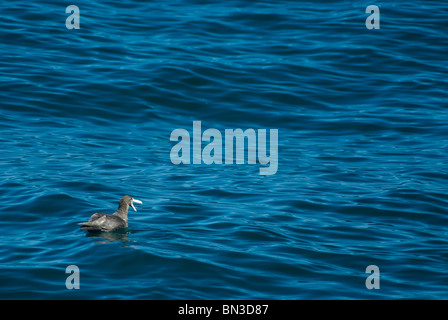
top-left (1, 0), bottom-right (448, 299)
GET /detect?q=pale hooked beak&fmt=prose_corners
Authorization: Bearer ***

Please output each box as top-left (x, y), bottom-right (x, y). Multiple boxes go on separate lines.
top-left (130, 198), bottom-right (142, 212)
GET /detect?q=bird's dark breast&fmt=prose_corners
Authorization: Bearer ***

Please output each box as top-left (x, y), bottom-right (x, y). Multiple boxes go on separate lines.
top-left (105, 215), bottom-right (127, 229)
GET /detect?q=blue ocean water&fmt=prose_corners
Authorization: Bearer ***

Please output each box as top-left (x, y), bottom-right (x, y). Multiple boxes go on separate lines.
top-left (1, 0), bottom-right (448, 299)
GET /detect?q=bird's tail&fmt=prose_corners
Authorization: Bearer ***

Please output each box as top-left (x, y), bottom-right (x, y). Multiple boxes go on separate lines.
top-left (78, 222), bottom-right (98, 231)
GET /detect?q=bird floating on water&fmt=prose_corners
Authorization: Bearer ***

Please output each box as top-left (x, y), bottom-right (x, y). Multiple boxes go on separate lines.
top-left (79, 195), bottom-right (142, 232)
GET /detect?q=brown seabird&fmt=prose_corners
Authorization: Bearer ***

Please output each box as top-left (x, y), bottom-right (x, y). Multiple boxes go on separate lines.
top-left (79, 195), bottom-right (142, 232)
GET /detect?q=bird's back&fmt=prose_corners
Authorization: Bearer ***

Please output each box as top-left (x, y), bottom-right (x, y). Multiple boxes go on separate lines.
top-left (78, 212), bottom-right (127, 232)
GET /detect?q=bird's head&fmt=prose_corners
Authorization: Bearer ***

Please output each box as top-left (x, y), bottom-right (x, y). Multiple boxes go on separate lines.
top-left (120, 195), bottom-right (143, 212)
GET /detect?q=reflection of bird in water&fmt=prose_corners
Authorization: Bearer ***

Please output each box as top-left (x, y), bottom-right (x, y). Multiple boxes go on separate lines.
top-left (79, 195), bottom-right (142, 232)
top-left (86, 229), bottom-right (130, 243)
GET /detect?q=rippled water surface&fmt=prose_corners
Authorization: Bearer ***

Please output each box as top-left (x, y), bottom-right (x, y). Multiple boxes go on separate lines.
top-left (1, 1), bottom-right (448, 299)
